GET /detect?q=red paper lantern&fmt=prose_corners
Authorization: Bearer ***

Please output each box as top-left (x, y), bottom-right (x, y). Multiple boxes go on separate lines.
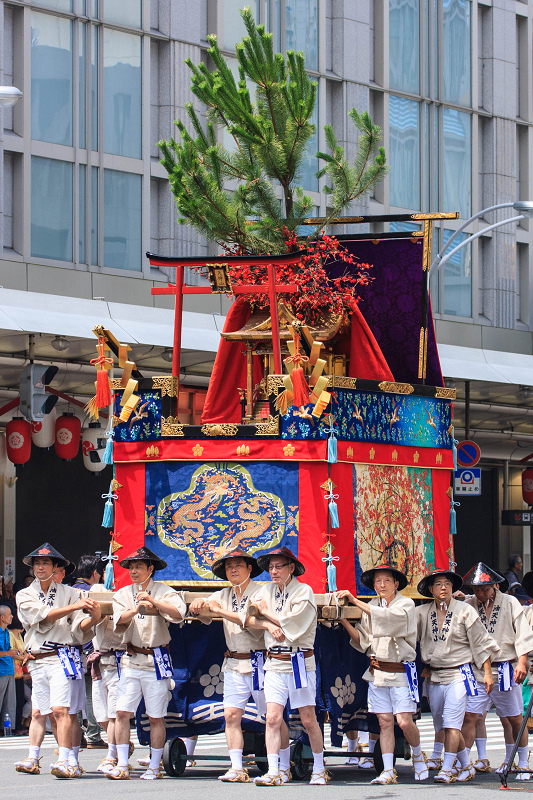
top-left (6, 418), bottom-right (32, 465)
top-left (522, 469), bottom-right (533, 505)
top-left (55, 413), bottom-right (81, 460)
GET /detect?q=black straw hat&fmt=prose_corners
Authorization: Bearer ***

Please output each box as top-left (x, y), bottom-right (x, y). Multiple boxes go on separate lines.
top-left (211, 549), bottom-right (262, 580)
top-left (462, 562), bottom-right (509, 594)
top-left (23, 543), bottom-right (75, 576)
top-left (417, 569), bottom-right (463, 598)
top-left (118, 546), bottom-right (167, 572)
top-left (360, 564), bottom-right (408, 591)
top-left (256, 546), bottom-right (305, 577)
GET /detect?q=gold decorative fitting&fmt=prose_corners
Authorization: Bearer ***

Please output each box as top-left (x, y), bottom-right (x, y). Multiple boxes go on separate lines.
top-left (369, 447), bottom-right (376, 460)
top-left (346, 446), bottom-right (354, 459)
top-left (266, 375), bottom-right (285, 396)
top-left (161, 416), bottom-right (185, 437)
top-left (111, 479), bottom-right (123, 492)
top-left (152, 376), bottom-right (180, 397)
top-left (448, 424), bottom-right (454, 436)
top-left (446, 487), bottom-right (453, 499)
top-left (436, 387), bottom-right (457, 399)
top-left (255, 416), bottom-right (279, 436)
top-left (112, 416), bottom-right (121, 428)
top-left (378, 381), bottom-right (414, 395)
top-left (236, 444), bottom-right (250, 456)
top-left (201, 423), bottom-right (239, 437)
top-left (92, 324), bottom-right (106, 337)
top-left (331, 376), bottom-right (354, 389)
top-left (111, 539), bottom-right (122, 553)
top-left (283, 443), bottom-right (296, 457)
top-left (392, 449), bottom-right (398, 462)
top-left (146, 444), bottom-right (160, 458)
top-left (110, 378), bottom-right (122, 390)
top-left (206, 262), bottom-right (233, 293)
top-left (410, 212), bottom-right (459, 220)
top-left (320, 479), bottom-right (337, 490)
top-left (192, 444), bottom-right (204, 457)
top-left (413, 451), bottom-right (420, 463)
top-left (436, 452), bottom-right (443, 464)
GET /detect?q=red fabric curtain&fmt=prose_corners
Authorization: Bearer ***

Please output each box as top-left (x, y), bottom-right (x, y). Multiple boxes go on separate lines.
top-left (114, 462), bottom-right (146, 588)
top-left (431, 468), bottom-right (453, 570)
top-left (348, 299), bottom-right (394, 381)
top-left (201, 298), bottom-right (264, 424)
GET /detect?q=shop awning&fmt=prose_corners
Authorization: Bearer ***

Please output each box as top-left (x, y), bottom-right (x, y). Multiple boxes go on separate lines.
top-left (438, 343), bottom-right (533, 385)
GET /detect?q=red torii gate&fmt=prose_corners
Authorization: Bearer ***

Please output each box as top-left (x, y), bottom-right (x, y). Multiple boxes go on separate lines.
top-left (148, 251), bottom-right (303, 383)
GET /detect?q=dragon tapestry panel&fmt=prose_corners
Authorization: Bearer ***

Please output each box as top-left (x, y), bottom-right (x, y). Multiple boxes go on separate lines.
top-left (145, 461), bottom-right (299, 581)
top-left (352, 463), bottom-right (435, 596)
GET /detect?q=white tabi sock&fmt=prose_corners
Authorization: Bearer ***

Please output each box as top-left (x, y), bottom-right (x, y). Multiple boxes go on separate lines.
top-left (442, 752), bottom-right (456, 772)
top-left (312, 751), bottom-right (324, 771)
top-left (382, 753), bottom-right (394, 772)
top-left (108, 743), bottom-right (117, 759)
top-left (29, 746), bottom-right (40, 760)
top-left (72, 745), bottom-right (80, 763)
top-left (368, 738), bottom-right (376, 753)
top-left (68, 749), bottom-right (77, 767)
top-left (475, 738), bottom-right (487, 760)
top-left (267, 753), bottom-right (279, 775)
top-left (457, 747), bottom-right (470, 768)
top-left (518, 746), bottom-right (529, 768)
top-left (431, 741), bottom-right (445, 760)
top-left (279, 747), bottom-right (291, 771)
top-left (229, 749), bottom-right (243, 770)
top-left (185, 738), bottom-right (197, 756)
top-left (149, 747), bottom-right (163, 770)
top-left (58, 746), bottom-right (70, 764)
top-left (412, 744), bottom-right (422, 759)
top-left (506, 744), bottom-right (515, 761)
top-left (116, 743), bottom-right (130, 768)
top-left (347, 738), bottom-right (357, 753)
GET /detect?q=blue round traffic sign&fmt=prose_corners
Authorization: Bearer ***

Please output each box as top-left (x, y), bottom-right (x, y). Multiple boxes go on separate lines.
top-left (457, 440), bottom-right (481, 468)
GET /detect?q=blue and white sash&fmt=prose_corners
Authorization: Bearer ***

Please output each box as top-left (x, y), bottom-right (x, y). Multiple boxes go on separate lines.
top-left (115, 649), bottom-right (125, 679)
top-left (57, 646), bottom-right (83, 680)
top-left (403, 661), bottom-right (419, 703)
top-left (153, 646), bottom-right (173, 680)
top-left (70, 646), bottom-right (84, 679)
top-left (290, 651), bottom-right (308, 689)
top-left (251, 650), bottom-right (265, 691)
top-left (497, 661), bottom-right (515, 692)
top-left (459, 663), bottom-right (478, 696)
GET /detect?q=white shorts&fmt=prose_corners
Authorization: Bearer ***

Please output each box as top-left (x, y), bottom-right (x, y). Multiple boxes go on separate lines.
top-left (93, 668), bottom-right (120, 722)
top-left (367, 682), bottom-right (416, 714)
top-left (116, 667), bottom-right (171, 718)
top-left (428, 679), bottom-right (468, 732)
top-left (69, 674), bottom-right (87, 716)
top-left (223, 670), bottom-right (266, 715)
top-left (264, 670), bottom-right (317, 710)
top-left (29, 660), bottom-right (72, 715)
top-left (467, 682), bottom-right (523, 718)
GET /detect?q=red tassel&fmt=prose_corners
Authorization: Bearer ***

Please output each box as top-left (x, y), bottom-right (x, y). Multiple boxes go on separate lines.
top-left (291, 366), bottom-right (309, 406)
top-left (95, 369), bottom-right (112, 408)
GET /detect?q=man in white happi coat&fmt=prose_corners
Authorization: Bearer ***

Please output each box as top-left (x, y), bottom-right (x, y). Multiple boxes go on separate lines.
top-left (190, 548), bottom-right (286, 782)
top-left (459, 562), bottom-right (533, 780)
top-left (87, 582), bottom-right (127, 774)
top-left (416, 569), bottom-right (499, 784)
top-left (107, 546), bottom-right (185, 781)
top-left (248, 547), bottom-right (327, 786)
top-left (335, 565), bottom-right (428, 785)
top-left (15, 542), bottom-right (101, 779)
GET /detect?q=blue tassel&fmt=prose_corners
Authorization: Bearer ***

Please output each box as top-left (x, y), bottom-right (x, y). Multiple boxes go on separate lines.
top-left (102, 499), bottom-right (113, 528)
top-left (104, 561), bottom-right (114, 590)
top-left (450, 499), bottom-right (460, 535)
top-left (329, 498), bottom-right (340, 529)
top-left (102, 430), bottom-right (114, 465)
top-left (326, 562), bottom-right (338, 592)
top-left (452, 427), bottom-right (459, 471)
top-left (328, 434), bottom-right (337, 464)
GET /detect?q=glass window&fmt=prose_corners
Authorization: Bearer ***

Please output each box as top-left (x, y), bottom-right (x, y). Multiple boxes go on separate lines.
top-left (31, 157), bottom-right (73, 262)
top-left (442, 0), bottom-right (471, 106)
top-left (79, 164), bottom-right (86, 262)
top-left (91, 26), bottom-right (98, 150)
top-left (103, 0), bottom-right (141, 28)
top-left (442, 107), bottom-right (471, 219)
top-left (286, 0), bottom-right (318, 71)
top-left (389, 95), bottom-right (420, 210)
top-left (91, 166), bottom-right (98, 265)
top-left (299, 86), bottom-right (318, 192)
top-left (223, 0), bottom-right (258, 50)
top-left (442, 228), bottom-right (471, 317)
top-left (31, 12), bottom-right (73, 146)
top-left (103, 30), bottom-right (142, 159)
top-left (79, 25), bottom-right (86, 149)
top-left (389, 0), bottom-right (420, 94)
top-left (103, 170), bottom-right (141, 270)
top-left (32, 0), bottom-right (72, 10)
